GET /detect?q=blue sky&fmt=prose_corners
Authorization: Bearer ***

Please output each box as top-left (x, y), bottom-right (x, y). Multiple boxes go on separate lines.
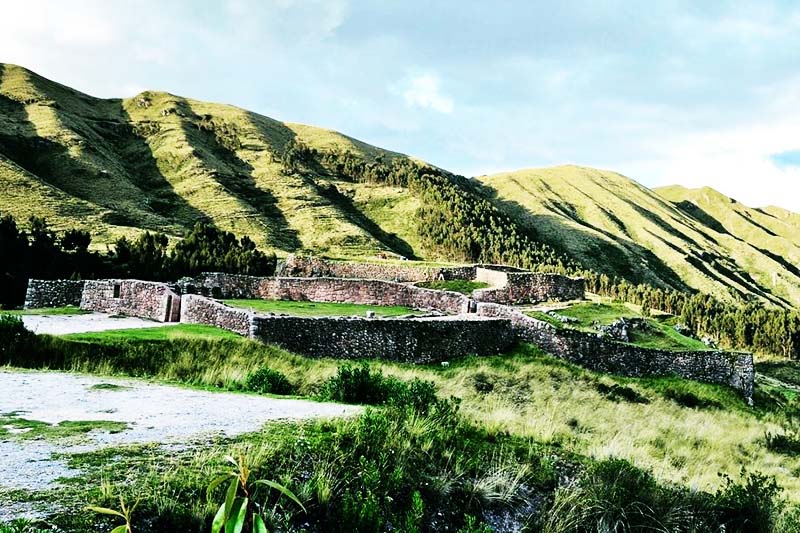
top-left (3, 0), bottom-right (800, 209)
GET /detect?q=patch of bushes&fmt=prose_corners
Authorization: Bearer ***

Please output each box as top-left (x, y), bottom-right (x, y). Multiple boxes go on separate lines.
top-left (594, 382), bottom-right (649, 404)
top-left (543, 459), bottom-right (791, 533)
top-left (244, 366), bottom-right (295, 395)
top-left (663, 387), bottom-right (722, 409)
top-left (0, 314), bottom-right (35, 356)
top-left (317, 363), bottom-right (439, 414)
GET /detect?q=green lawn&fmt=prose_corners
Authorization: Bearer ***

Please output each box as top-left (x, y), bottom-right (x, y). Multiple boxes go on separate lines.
top-left (223, 299), bottom-right (422, 317)
top-left (0, 305), bottom-right (88, 315)
top-left (64, 324), bottom-right (240, 342)
top-left (415, 279), bottom-right (490, 295)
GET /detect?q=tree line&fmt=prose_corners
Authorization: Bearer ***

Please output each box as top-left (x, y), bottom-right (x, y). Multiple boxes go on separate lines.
top-left (0, 213), bottom-right (276, 308)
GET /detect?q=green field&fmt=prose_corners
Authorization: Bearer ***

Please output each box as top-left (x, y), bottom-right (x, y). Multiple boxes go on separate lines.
top-left (223, 299), bottom-right (422, 317)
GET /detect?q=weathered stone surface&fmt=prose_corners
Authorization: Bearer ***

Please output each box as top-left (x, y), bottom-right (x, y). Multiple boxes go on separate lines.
top-left (24, 280), bottom-right (84, 309)
top-left (181, 295), bottom-right (253, 336)
top-left (256, 278), bottom-right (471, 314)
top-left (476, 303), bottom-right (754, 401)
top-left (81, 280), bottom-right (181, 322)
top-left (473, 269), bottom-right (585, 305)
top-left (251, 313), bottom-right (515, 363)
top-left (282, 255), bottom-right (476, 282)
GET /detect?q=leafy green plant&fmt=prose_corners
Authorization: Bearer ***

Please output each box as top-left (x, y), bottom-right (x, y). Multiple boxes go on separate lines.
top-left (244, 367), bottom-right (295, 396)
top-left (206, 454), bottom-right (305, 533)
top-left (714, 469), bottom-right (784, 533)
top-left (86, 495), bottom-right (138, 533)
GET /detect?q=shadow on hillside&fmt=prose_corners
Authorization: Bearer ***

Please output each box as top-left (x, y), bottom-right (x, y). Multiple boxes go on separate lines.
top-left (172, 99), bottom-right (303, 252)
top-left (475, 179), bottom-right (689, 291)
top-left (313, 181), bottom-right (419, 259)
top-left (0, 64), bottom-right (208, 236)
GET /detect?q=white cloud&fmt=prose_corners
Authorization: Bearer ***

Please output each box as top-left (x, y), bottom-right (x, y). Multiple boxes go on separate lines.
top-left (403, 74), bottom-right (454, 113)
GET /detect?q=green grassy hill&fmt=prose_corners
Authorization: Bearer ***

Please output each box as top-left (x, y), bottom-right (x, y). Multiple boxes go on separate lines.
top-left (0, 63), bottom-right (422, 258)
top-left (3, 63), bottom-right (800, 309)
top-left (478, 165), bottom-right (800, 307)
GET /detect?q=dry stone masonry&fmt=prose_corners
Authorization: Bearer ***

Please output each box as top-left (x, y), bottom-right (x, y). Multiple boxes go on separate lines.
top-left (24, 279), bottom-right (84, 309)
top-left (181, 294), bottom-right (253, 336)
top-left (81, 280), bottom-right (181, 322)
top-left (282, 254), bottom-right (476, 282)
top-left (250, 314), bottom-right (514, 363)
top-left (472, 268), bottom-right (585, 305)
top-left (23, 262), bottom-right (755, 401)
top-left (476, 303), bottom-right (754, 402)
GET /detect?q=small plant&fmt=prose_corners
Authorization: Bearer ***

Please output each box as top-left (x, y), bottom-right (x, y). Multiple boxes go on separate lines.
top-left (244, 367), bottom-right (294, 395)
top-left (86, 495), bottom-right (138, 533)
top-left (457, 515), bottom-right (493, 533)
top-left (207, 454), bottom-right (305, 533)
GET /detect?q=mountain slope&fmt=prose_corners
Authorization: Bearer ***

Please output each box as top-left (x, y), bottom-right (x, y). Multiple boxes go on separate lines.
top-left (0, 63), bottom-right (418, 257)
top-left (478, 165), bottom-right (800, 307)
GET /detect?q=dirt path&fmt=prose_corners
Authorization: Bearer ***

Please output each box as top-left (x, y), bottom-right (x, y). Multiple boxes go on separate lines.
top-left (21, 312), bottom-right (173, 335)
top-left (0, 369), bottom-right (361, 519)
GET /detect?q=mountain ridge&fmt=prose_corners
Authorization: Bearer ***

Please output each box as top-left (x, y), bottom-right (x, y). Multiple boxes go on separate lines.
top-left (2, 63), bottom-right (799, 308)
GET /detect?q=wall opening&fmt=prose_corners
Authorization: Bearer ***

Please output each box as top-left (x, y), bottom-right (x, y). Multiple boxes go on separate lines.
top-left (113, 284), bottom-right (121, 298)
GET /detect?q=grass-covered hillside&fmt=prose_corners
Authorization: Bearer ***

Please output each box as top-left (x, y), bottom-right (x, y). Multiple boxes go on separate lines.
top-left (478, 165), bottom-right (800, 307)
top-left (0, 63), bottom-right (420, 258)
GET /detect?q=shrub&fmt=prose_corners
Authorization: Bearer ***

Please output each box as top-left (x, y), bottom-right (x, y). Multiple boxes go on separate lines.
top-left (0, 315), bottom-right (34, 356)
top-left (244, 367), bottom-right (295, 395)
top-left (714, 470), bottom-right (784, 533)
top-left (317, 363), bottom-right (439, 413)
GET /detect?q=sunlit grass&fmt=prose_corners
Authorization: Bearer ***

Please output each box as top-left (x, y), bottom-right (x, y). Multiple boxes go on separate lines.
top-left (222, 299), bottom-right (422, 317)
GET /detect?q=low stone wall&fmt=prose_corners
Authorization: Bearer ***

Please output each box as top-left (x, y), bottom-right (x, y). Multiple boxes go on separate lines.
top-left (257, 277), bottom-right (472, 314)
top-left (180, 294), bottom-right (254, 336)
top-left (251, 314), bottom-right (514, 363)
top-left (179, 273), bottom-right (265, 299)
top-left (80, 280), bottom-right (181, 322)
top-left (24, 279), bottom-right (85, 309)
top-left (473, 269), bottom-right (585, 305)
top-left (476, 303), bottom-right (754, 401)
top-left (282, 255), bottom-right (475, 282)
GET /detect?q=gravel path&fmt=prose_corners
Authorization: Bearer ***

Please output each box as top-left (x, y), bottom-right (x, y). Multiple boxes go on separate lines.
top-left (21, 312), bottom-right (173, 335)
top-left (0, 369), bottom-right (361, 512)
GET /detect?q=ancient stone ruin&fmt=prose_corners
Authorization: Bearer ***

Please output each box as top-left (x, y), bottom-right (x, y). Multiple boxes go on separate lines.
top-left (23, 258), bottom-right (755, 401)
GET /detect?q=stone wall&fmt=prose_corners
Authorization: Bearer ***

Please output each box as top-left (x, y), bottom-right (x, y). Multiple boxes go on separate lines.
top-left (179, 273), bottom-right (265, 299)
top-left (181, 274), bottom-right (473, 315)
top-left (473, 269), bottom-right (585, 305)
top-left (282, 255), bottom-right (475, 282)
top-left (24, 279), bottom-right (85, 309)
top-left (80, 280), bottom-right (181, 322)
top-left (180, 294), bottom-right (254, 336)
top-left (251, 314), bottom-right (514, 363)
top-left (476, 303), bottom-right (754, 401)
top-left (257, 277), bottom-right (472, 314)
